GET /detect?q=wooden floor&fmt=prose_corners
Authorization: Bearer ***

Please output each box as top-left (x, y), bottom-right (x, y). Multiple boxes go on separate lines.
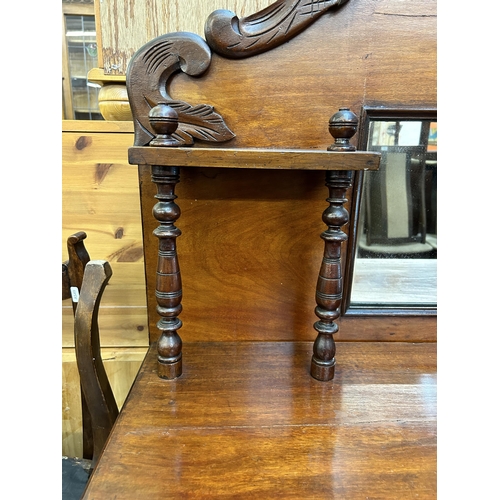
top-left (83, 341), bottom-right (436, 499)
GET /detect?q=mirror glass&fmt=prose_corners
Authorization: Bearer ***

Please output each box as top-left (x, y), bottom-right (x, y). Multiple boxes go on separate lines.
top-left (349, 117), bottom-right (437, 309)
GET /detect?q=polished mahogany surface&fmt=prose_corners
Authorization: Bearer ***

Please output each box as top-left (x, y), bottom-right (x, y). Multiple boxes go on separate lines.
top-left (128, 147), bottom-right (380, 170)
top-left (82, 341), bottom-right (436, 499)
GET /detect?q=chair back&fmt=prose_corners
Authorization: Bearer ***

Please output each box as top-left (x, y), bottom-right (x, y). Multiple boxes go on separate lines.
top-left (63, 232), bottom-right (118, 467)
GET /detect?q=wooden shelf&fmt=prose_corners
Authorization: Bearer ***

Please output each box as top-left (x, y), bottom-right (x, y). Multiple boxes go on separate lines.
top-left (129, 146), bottom-right (381, 171)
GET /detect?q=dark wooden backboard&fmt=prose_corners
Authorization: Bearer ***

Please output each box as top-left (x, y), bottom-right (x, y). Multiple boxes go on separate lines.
top-left (136, 0), bottom-right (437, 343)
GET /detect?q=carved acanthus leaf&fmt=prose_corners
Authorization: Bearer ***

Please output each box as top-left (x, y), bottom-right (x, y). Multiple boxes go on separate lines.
top-left (168, 101), bottom-right (236, 144)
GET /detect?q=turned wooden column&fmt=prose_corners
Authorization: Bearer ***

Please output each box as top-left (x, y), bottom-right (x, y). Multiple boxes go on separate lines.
top-left (149, 103), bottom-right (184, 379)
top-left (310, 108), bottom-right (358, 381)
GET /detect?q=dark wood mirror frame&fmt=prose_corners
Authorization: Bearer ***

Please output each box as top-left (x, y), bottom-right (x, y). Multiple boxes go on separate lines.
top-left (342, 106), bottom-right (438, 317)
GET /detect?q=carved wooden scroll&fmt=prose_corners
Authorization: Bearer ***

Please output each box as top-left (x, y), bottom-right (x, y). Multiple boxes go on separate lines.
top-left (205, 0), bottom-right (349, 59)
top-left (126, 0), bottom-right (351, 147)
top-left (126, 32), bottom-right (235, 147)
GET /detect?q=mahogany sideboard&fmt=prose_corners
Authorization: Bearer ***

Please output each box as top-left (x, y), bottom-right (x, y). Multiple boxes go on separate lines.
top-left (79, 0), bottom-right (436, 497)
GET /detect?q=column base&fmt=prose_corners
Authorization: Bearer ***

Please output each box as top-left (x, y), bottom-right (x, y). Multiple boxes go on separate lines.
top-left (158, 357), bottom-right (182, 379)
top-left (310, 357), bottom-right (336, 381)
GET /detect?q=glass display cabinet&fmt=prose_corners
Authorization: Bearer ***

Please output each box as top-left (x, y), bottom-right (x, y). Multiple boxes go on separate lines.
top-left (62, 5), bottom-right (103, 120)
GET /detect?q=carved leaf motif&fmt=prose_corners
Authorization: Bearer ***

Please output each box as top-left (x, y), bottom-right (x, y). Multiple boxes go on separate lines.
top-left (127, 32), bottom-right (235, 146)
top-left (169, 101), bottom-right (236, 144)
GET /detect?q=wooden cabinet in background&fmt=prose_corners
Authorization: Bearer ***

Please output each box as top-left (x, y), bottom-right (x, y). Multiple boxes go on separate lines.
top-left (62, 0), bottom-right (102, 120)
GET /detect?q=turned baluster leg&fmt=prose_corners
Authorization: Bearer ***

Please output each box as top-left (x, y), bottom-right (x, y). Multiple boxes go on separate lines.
top-left (151, 165), bottom-right (183, 379)
top-left (310, 107), bottom-right (358, 381)
top-left (146, 102), bottom-right (185, 379)
top-left (310, 170), bottom-right (353, 381)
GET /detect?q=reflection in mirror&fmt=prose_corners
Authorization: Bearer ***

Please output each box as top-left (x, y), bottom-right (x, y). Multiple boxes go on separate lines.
top-left (349, 115), bottom-right (437, 309)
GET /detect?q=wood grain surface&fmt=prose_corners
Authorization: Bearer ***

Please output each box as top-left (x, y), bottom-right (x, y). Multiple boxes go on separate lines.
top-left (82, 341), bottom-right (437, 499)
top-left (65, 0), bottom-right (437, 463)
top-left (166, 0), bottom-right (436, 150)
top-left (138, 165), bottom-right (436, 343)
top-left (97, 0), bottom-right (274, 74)
top-left (62, 130), bottom-right (147, 343)
top-left (129, 147), bottom-right (380, 170)
top-left (124, 0), bottom-right (436, 344)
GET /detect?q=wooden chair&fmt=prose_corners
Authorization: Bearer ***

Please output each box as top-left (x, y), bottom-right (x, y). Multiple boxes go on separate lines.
top-left (62, 232), bottom-right (119, 499)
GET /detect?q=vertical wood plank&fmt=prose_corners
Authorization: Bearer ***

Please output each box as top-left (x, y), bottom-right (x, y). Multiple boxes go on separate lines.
top-left (98, 0), bottom-right (273, 74)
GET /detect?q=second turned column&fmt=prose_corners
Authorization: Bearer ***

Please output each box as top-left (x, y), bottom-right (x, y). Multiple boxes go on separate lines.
top-left (310, 107), bottom-right (358, 381)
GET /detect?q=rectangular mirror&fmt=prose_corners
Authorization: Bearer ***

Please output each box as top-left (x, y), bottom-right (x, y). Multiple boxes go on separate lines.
top-left (345, 108), bottom-right (437, 313)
